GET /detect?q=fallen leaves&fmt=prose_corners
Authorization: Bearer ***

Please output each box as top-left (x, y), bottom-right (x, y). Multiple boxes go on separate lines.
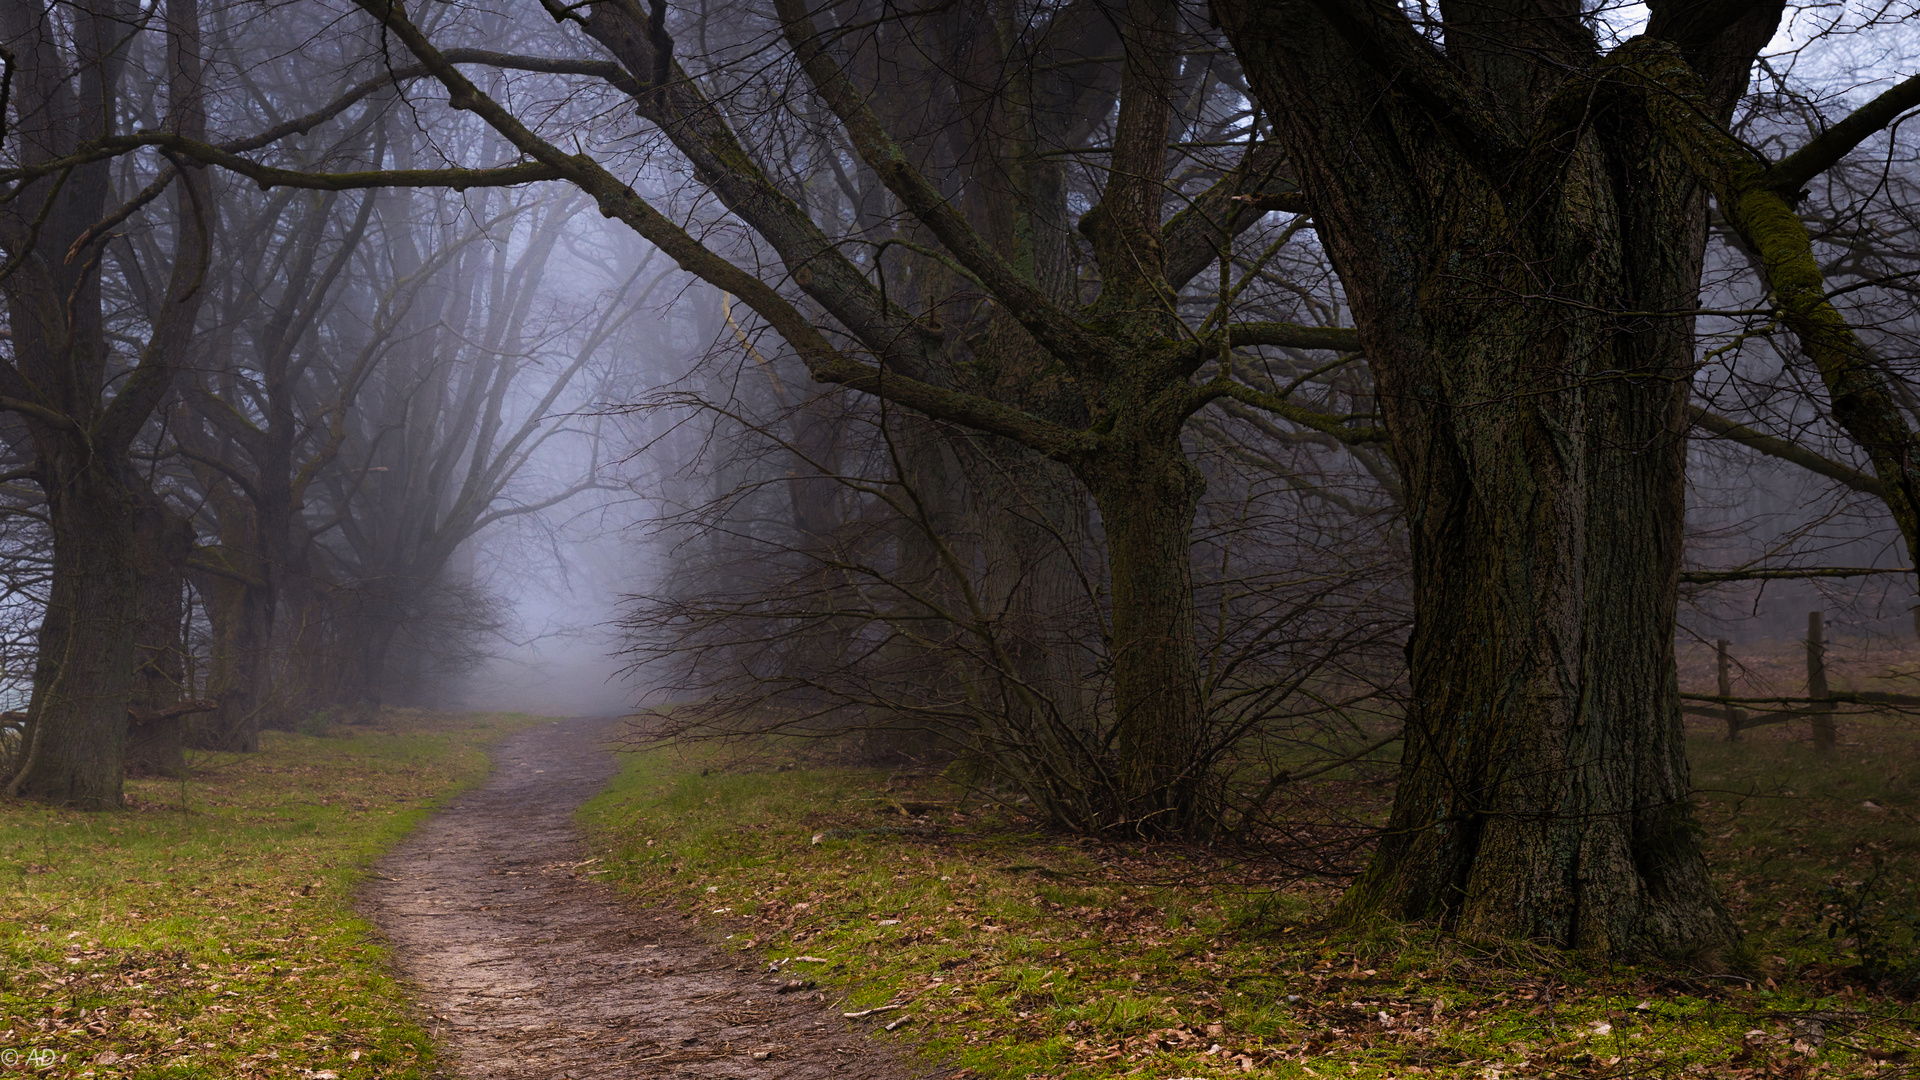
top-left (585, 710), bottom-right (1920, 1080)
top-left (1, 711), bottom-right (540, 1079)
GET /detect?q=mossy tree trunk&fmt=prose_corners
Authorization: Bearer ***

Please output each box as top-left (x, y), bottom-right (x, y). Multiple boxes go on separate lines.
top-left (1628, 43), bottom-right (1920, 570)
top-left (14, 463), bottom-right (143, 805)
top-left (1210, 0), bottom-right (1797, 955)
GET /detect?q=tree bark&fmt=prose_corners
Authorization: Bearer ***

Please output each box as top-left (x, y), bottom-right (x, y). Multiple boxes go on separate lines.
top-left (10, 462), bottom-right (140, 805)
top-left (192, 551), bottom-right (271, 751)
top-left (1, 0), bottom-right (211, 806)
top-left (1083, 437), bottom-right (1208, 831)
top-left (126, 494), bottom-right (196, 776)
top-left (1216, 0), bottom-right (1755, 955)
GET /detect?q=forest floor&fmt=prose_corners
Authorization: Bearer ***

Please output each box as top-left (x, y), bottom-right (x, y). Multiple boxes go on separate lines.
top-left (1, 713), bottom-right (924, 1080)
top-left (3, 654), bottom-right (1917, 1080)
top-left (0, 709), bottom-right (545, 1078)
top-left (581, 644), bottom-right (1920, 1080)
top-left (361, 715), bottom-right (918, 1080)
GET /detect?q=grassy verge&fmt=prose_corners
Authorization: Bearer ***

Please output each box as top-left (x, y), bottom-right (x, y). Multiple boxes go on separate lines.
top-left (1, 709), bottom-right (545, 1080)
top-left (580, 725), bottom-right (1920, 1080)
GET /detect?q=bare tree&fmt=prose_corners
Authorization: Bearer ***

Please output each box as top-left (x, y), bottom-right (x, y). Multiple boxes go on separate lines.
top-left (1207, 0), bottom-right (1920, 954)
top-left (300, 186), bottom-right (623, 715)
top-left (1, 0), bottom-right (210, 805)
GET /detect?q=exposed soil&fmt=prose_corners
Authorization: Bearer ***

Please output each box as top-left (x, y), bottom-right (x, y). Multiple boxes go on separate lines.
top-left (360, 716), bottom-right (925, 1080)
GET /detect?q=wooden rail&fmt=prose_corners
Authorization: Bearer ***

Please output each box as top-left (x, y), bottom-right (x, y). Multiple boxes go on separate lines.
top-left (1679, 566), bottom-right (1913, 583)
top-left (1683, 613), bottom-right (1920, 746)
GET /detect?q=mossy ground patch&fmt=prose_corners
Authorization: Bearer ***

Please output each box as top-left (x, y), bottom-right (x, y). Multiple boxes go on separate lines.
top-left (0, 709), bottom-right (546, 1079)
top-left (582, 678), bottom-right (1919, 1079)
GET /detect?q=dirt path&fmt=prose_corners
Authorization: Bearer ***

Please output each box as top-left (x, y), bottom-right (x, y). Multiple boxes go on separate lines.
top-left (361, 716), bottom-right (923, 1080)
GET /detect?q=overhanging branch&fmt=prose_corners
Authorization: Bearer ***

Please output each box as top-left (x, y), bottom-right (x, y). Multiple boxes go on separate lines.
top-left (1, 132), bottom-right (563, 193)
top-left (343, 0), bottom-right (1086, 463)
top-left (1198, 380), bottom-right (1388, 445)
top-left (771, 0), bottom-right (1106, 368)
top-left (1766, 72), bottom-right (1920, 194)
top-left (1634, 37), bottom-right (1920, 562)
top-left (1679, 565), bottom-right (1911, 583)
top-left (1687, 406), bottom-right (1885, 497)
top-left (1226, 321), bottom-right (1362, 352)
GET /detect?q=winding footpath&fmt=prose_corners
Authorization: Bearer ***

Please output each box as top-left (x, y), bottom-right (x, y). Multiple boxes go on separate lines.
top-left (360, 716), bottom-right (919, 1080)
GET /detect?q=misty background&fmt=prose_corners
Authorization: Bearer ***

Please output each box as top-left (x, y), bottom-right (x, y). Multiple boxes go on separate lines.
top-left (4, 0), bottom-right (1919, 786)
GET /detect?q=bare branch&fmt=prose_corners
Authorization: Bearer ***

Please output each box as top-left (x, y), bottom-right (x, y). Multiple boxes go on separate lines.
top-left (345, 0), bottom-right (1088, 461)
top-left (1226, 321), bottom-right (1362, 352)
top-left (1687, 406), bottom-right (1884, 497)
top-left (1766, 72), bottom-right (1920, 194)
top-left (1679, 566), bottom-right (1910, 583)
top-left (1197, 381), bottom-right (1389, 445)
top-left (771, 0), bottom-right (1107, 367)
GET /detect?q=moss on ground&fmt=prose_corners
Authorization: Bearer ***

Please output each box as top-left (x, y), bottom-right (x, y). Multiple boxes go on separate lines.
top-left (581, 723), bottom-right (1920, 1079)
top-left (0, 709), bottom-right (546, 1079)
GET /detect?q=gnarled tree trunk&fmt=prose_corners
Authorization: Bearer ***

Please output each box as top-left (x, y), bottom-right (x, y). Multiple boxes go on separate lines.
top-left (11, 462), bottom-right (141, 805)
top-left (1215, 0), bottom-right (1780, 955)
top-left (2, 0), bottom-right (211, 806)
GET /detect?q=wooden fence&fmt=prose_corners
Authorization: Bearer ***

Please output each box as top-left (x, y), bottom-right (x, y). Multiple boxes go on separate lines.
top-left (1678, 611), bottom-right (1920, 751)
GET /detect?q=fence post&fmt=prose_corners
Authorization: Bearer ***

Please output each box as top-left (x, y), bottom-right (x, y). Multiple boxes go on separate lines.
top-left (1808, 610), bottom-right (1835, 754)
top-left (1718, 639), bottom-right (1741, 740)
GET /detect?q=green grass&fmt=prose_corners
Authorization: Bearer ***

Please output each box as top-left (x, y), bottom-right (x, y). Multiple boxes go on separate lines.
top-left (1691, 716), bottom-right (1920, 989)
top-left (580, 728), bottom-right (1920, 1079)
top-left (0, 709), bottom-right (546, 1079)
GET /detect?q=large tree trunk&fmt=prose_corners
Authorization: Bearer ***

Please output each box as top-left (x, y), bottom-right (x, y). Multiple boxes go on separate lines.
top-left (9, 462), bottom-right (140, 806)
top-left (1333, 208), bottom-right (1728, 952)
top-left (2, 0), bottom-right (210, 806)
top-left (1082, 436), bottom-right (1208, 833)
top-left (194, 563), bottom-right (272, 752)
top-left (1216, 0), bottom-right (1762, 956)
top-left (126, 494), bottom-right (196, 776)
